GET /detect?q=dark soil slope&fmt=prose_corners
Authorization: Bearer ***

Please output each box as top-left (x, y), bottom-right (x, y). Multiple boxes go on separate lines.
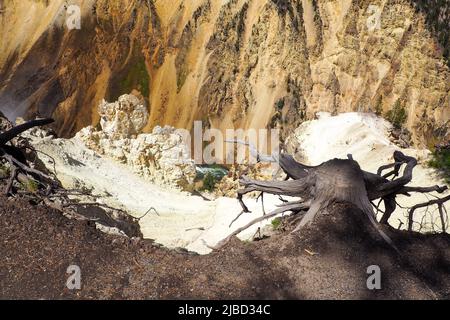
top-left (1, 196), bottom-right (449, 300)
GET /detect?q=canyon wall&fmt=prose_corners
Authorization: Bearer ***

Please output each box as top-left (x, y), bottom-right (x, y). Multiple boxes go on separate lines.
top-left (0, 0), bottom-right (448, 146)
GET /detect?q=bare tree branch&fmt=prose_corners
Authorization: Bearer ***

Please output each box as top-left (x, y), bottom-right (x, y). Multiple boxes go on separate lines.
top-left (408, 195), bottom-right (450, 231)
top-left (0, 119), bottom-right (54, 146)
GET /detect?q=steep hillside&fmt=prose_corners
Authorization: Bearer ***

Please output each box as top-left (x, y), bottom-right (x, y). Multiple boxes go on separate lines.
top-left (411, 0), bottom-right (449, 66)
top-left (2, 194), bottom-right (450, 299)
top-left (0, 0), bottom-right (448, 146)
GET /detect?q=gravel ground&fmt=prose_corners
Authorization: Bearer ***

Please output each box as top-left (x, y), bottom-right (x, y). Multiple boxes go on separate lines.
top-left (1, 195), bottom-right (449, 300)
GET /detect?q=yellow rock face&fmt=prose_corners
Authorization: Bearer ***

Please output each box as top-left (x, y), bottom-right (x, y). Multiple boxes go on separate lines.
top-left (0, 0), bottom-right (448, 147)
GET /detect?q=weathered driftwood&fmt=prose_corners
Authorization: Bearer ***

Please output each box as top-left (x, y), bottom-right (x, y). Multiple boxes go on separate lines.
top-left (214, 143), bottom-right (449, 250)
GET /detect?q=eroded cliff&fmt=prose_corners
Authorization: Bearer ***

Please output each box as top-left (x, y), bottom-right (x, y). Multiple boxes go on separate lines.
top-left (0, 0), bottom-right (448, 146)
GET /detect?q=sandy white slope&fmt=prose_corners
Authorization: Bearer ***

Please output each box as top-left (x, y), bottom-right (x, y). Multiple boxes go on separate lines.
top-left (29, 136), bottom-right (284, 254)
top-left (287, 112), bottom-right (449, 232)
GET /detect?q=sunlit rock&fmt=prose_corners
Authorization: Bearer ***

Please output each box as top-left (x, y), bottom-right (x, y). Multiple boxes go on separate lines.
top-left (77, 95), bottom-right (196, 190)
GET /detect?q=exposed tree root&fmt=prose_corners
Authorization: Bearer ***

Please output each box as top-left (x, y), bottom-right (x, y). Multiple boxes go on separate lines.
top-left (210, 201), bottom-right (310, 250)
top-left (213, 142), bottom-right (449, 251)
top-left (408, 195), bottom-right (450, 232)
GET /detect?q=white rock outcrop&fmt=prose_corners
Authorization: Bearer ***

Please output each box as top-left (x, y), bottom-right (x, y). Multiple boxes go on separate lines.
top-left (98, 94), bottom-right (148, 139)
top-left (77, 94), bottom-right (196, 189)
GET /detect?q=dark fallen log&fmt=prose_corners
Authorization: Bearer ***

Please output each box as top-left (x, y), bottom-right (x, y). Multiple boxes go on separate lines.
top-left (0, 118), bottom-right (54, 146)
